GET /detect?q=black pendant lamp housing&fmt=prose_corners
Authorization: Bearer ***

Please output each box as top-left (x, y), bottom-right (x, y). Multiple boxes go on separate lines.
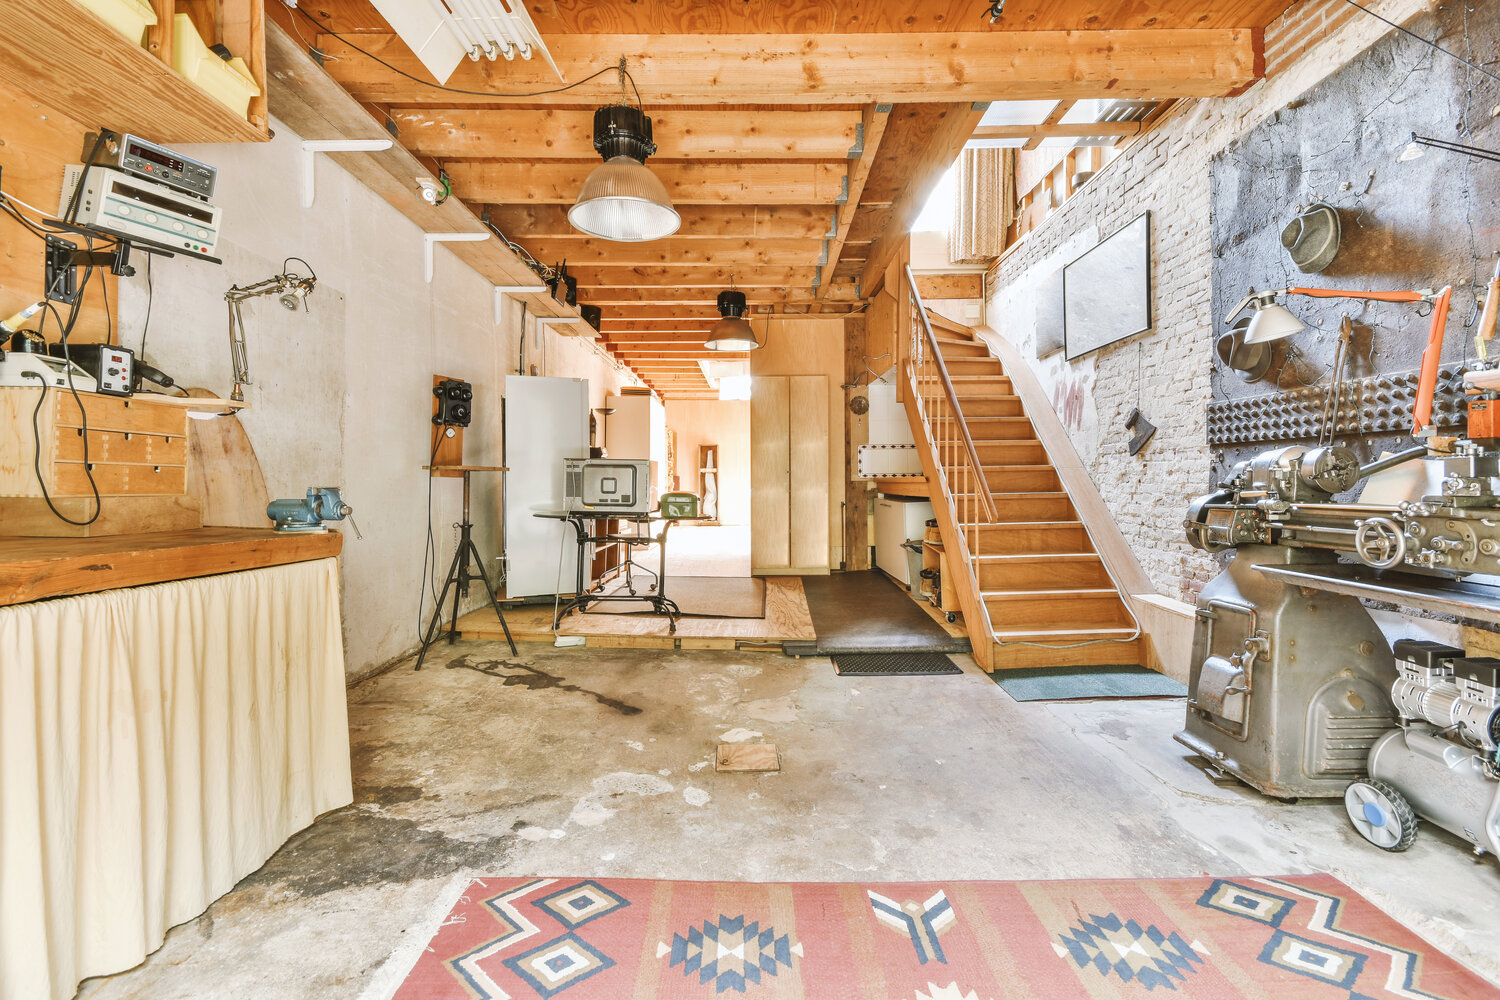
top-left (593, 105), bottom-right (658, 162)
top-left (717, 289), bottom-right (747, 319)
top-left (705, 290), bottom-right (760, 351)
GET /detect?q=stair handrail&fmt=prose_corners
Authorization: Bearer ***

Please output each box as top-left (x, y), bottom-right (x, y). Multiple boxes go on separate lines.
top-left (904, 265), bottom-right (999, 524)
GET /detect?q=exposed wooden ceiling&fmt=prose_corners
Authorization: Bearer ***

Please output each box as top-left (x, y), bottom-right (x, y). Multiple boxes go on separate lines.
top-left (272, 0), bottom-right (1290, 398)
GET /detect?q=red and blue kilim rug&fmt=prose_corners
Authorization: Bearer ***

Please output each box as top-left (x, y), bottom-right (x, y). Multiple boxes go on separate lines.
top-left (364, 873), bottom-right (1496, 999)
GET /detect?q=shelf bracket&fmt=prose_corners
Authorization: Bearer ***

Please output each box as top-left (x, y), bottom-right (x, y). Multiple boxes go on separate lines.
top-left (494, 285), bottom-right (547, 324)
top-left (300, 139), bottom-right (394, 207)
top-left (424, 233), bottom-right (491, 283)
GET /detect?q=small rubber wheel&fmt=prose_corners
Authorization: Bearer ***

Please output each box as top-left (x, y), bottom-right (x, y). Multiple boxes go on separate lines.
top-left (1345, 778), bottom-right (1419, 851)
top-left (946, 612), bottom-right (958, 623)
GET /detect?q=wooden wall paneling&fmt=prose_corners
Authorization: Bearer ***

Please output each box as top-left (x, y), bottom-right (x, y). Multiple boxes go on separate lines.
top-left (789, 374), bottom-right (829, 570)
top-left (843, 313), bottom-right (870, 571)
top-left (0, 83), bottom-right (117, 344)
top-left (750, 375), bottom-right (790, 571)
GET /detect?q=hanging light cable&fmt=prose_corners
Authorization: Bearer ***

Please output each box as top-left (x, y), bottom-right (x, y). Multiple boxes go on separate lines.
top-left (568, 59), bottom-right (680, 242)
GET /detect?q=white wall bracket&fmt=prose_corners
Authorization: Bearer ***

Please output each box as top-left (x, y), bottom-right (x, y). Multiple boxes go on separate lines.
top-left (494, 284), bottom-right (547, 324)
top-left (424, 232), bottom-right (490, 282)
top-left (300, 139), bottom-right (393, 208)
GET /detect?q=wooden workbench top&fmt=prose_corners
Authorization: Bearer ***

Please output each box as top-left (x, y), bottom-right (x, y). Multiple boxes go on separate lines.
top-left (0, 528), bottom-right (343, 606)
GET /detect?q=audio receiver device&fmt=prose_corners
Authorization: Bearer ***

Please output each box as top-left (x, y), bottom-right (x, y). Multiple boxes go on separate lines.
top-left (60, 165), bottom-right (221, 260)
top-left (82, 130), bottom-right (217, 199)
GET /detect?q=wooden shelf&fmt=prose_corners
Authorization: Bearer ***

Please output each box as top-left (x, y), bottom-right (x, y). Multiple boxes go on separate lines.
top-left (0, 0), bottom-right (270, 143)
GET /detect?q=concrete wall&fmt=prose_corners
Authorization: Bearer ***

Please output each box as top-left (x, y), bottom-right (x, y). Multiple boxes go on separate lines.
top-left (114, 119), bottom-right (637, 681)
top-left (983, 0), bottom-right (1433, 603)
top-left (665, 399), bottom-right (751, 524)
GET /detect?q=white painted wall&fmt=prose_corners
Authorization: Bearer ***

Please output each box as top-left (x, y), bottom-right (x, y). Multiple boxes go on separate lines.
top-left (114, 119), bottom-right (638, 681)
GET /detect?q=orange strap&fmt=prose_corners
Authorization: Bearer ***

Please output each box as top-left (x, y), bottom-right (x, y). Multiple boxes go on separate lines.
top-left (1287, 286), bottom-right (1427, 303)
top-left (1413, 286), bottom-right (1453, 435)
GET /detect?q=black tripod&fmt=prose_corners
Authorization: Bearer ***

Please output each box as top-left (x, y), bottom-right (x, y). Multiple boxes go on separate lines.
top-left (414, 467), bottom-right (516, 669)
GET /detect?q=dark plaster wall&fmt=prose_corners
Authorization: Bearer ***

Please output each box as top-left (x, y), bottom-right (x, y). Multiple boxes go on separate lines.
top-left (1208, 1), bottom-right (1500, 485)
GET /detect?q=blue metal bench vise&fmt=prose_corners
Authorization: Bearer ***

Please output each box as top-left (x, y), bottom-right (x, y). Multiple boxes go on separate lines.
top-left (266, 487), bottom-right (354, 532)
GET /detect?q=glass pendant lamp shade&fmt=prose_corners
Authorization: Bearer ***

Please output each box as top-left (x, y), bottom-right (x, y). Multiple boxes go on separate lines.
top-left (704, 289), bottom-right (761, 351)
top-left (568, 105), bottom-right (680, 242)
top-left (1244, 303), bottom-right (1305, 344)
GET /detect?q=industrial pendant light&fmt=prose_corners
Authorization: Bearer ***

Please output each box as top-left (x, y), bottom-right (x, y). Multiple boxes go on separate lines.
top-left (705, 287), bottom-right (761, 351)
top-left (568, 103), bottom-right (680, 242)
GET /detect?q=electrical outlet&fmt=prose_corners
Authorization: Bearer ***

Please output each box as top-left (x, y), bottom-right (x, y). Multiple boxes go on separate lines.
top-left (44, 237), bottom-right (79, 304)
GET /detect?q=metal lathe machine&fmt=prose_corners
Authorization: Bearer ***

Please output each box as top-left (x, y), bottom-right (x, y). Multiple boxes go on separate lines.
top-left (1180, 366), bottom-right (1500, 857)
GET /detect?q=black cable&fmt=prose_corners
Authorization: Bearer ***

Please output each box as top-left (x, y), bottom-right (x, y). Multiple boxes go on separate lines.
top-left (65, 133), bottom-right (109, 225)
top-left (282, 255), bottom-right (316, 280)
top-left (1339, 0), bottom-right (1500, 85)
top-left (417, 428), bottom-right (446, 642)
top-left (139, 253), bottom-right (153, 360)
top-left (30, 262), bottom-right (102, 526)
top-left (289, 4), bottom-right (626, 101)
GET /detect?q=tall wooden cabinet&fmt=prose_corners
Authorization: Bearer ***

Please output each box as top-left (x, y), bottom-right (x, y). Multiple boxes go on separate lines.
top-left (751, 374), bottom-right (829, 574)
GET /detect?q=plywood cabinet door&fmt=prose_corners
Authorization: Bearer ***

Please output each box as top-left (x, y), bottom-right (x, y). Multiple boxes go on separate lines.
top-left (751, 376), bottom-right (791, 570)
top-left (751, 374), bottom-right (828, 572)
top-left (789, 376), bottom-right (829, 568)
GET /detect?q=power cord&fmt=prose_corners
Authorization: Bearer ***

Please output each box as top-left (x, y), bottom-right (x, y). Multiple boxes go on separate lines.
top-left (417, 427), bottom-right (447, 642)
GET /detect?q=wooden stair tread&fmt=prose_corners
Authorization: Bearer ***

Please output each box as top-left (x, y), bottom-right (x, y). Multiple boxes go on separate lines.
top-left (992, 626), bottom-right (1139, 640)
top-left (983, 588), bottom-right (1120, 599)
top-left (977, 552), bottom-right (1103, 562)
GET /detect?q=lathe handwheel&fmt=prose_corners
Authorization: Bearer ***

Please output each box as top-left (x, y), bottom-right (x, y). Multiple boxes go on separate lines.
top-left (1354, 517), bottom-right (1406, 570)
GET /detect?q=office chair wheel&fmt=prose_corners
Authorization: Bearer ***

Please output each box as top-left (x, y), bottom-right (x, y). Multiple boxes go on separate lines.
top-left (1345, 778), bottom-right (1418, 852)
top-left (946, 612), bottom-right (957, 623)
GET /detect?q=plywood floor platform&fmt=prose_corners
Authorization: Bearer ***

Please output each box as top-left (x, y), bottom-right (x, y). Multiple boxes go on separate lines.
top-left (458, 575), bottom-right (816, 650)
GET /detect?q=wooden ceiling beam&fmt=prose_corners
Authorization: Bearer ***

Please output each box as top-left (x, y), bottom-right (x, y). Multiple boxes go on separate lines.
top-left (484, 204), bottom-right (835, 240)
top-left (859, 101), bottom-right (990, 294)
top-left (1022, 99), bottom-right (1074, 151)
top-left (584, 287), bottom-right (858, 304)
top-left (600, 324), bottom-right (718, 335)
top-left (519, 238), bottom-right (824, 267)
top-left (971, 121), bottom-right (1144, 140)
top-left (391, 108), bottom-right (861, 160)
top-left (571, 266), bottom-right (816, 288)
top-left (818, 102), bottom-right (892, 300)
top-left (319, 30), bottom-right (1262, 105)
top-left (448, 161), bottom-right (847, 205)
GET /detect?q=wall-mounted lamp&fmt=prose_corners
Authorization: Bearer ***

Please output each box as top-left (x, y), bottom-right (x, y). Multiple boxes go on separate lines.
top-left (568, 96), bottom-right (679, 242)
top-left (1399, 132), bottom-right (1500, 165)
top-left (704, 288), bottom-right (762, 352)
top-left (224, 258), bottom-right (318, 402)
top-left (1225, 284), bottom-right (1454, 435)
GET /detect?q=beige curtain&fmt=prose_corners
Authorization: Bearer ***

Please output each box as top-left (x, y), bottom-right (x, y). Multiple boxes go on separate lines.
top-left (1, 558), bottom-right (352, 1000)
top-left (949, 147), bottom-right (1016, 264)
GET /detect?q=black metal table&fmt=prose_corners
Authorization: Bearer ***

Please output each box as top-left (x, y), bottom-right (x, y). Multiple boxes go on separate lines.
top-left (535, 510), bottom-right (703, 632)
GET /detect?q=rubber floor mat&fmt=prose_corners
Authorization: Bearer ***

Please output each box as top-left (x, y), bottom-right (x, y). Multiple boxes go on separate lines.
top-left (832, 652), bottom-right (962, 676)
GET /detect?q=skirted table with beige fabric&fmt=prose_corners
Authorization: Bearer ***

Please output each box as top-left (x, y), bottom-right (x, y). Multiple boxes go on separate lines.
top-left (0, 531), bottom-right (353, 1000)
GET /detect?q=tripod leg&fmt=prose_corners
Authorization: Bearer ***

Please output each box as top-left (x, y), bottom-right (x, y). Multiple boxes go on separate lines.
top-left (447, 541), bottom-right (467, 646)
top-left (467, 537), bottom-right (517, 656)
top-left (414, 543), bottom-right (464, 671)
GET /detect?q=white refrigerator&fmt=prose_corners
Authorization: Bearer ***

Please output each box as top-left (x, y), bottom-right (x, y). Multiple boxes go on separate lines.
top-left (874, 495), bottom-right (934, 587)
top-left (502, 375), bottom-right (589, 598)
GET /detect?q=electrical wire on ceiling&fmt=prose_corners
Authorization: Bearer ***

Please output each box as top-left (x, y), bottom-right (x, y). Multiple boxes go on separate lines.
top-left (284, 1), bottom-right (644, 105)
top-left (1338, 0), bottom-right (1500, 85)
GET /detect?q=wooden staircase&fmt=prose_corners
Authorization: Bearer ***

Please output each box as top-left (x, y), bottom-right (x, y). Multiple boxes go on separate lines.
top-left (899, 272), bottom-right (1142, 671)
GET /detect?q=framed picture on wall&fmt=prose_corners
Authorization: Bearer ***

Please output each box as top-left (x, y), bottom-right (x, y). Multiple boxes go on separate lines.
top-left (1063, 211), bottom-right (1153, 360)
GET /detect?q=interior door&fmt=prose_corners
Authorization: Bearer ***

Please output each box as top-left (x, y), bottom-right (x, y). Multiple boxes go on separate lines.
top-left (789, 375), bottom-right (829, 568)
top-left (751, 375), bottom-right (790, 571)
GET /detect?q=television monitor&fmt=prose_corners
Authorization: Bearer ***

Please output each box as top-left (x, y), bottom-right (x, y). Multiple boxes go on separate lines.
top-left (564, 458), bottom-right (652, 513)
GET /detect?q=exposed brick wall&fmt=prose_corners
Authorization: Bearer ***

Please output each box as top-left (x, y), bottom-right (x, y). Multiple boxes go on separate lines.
top-left (984, 0), bottom-right (1434, 603)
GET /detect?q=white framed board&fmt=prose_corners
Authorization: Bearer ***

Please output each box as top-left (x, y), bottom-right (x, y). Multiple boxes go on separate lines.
top-left (1063, 211), bottom-right (1153, 360)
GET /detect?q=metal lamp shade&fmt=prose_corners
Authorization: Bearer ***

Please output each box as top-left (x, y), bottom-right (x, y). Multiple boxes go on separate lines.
top-left (704, 316), bottom-right (759, 351)
top-left (1243, 303), bottom-right (1305, 344)
top-left (568, 156), bottom-right (680, 241)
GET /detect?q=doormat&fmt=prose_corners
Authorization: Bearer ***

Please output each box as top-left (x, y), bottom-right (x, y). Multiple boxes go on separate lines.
top-left (359, 873), bottom-right (1492, 1000)
top-left (586, 576), bottom-right (766, 619)
top-left (992, 664), bottom-right (1187, 702)
top-left (833, 652), bottom-right (961, 676)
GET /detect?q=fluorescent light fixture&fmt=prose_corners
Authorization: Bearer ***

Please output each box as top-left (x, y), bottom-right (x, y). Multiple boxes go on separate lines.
top-left (569, 105), bottom-right (680, 242)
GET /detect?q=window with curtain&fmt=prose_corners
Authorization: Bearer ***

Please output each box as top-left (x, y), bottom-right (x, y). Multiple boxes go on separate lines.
top-left (948, 146), bottom-right (1015, 265)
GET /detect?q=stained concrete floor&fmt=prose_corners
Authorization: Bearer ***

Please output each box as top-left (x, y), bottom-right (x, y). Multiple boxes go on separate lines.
top-left (78, 641), bottom-right (1500, 998)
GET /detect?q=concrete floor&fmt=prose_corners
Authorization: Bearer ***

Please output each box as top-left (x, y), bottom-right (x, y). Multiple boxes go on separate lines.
top-left (78, 641), bottom-right (1500, 998)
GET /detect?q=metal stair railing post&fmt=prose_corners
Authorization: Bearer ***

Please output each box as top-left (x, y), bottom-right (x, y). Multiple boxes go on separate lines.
top-left (903, 265), bottom-right (997, 649)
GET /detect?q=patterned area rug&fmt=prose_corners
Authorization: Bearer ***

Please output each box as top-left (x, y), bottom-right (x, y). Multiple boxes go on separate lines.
top-left (364, 874), bottom-right (1495, 999)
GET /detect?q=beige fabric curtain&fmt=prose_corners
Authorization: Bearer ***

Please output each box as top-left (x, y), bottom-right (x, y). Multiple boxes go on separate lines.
top-left (1, 558), bottom-right (352, 1000)
top-left (949, 146), bottom-right (1016, 264)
